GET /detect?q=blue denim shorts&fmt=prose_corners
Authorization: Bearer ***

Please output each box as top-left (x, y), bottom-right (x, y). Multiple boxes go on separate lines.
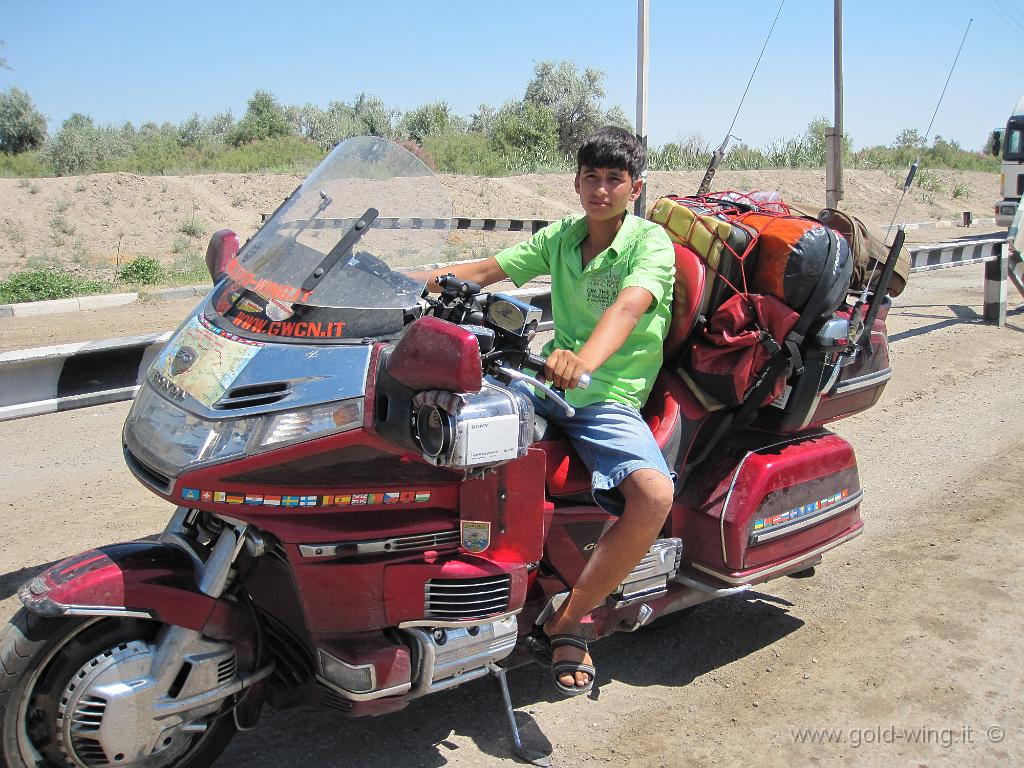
top-left (514, 382), bottom-right (674, 516)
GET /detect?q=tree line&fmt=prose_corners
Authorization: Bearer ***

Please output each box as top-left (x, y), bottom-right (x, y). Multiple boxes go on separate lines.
top-left (0, 59), bottom-right (998, 177)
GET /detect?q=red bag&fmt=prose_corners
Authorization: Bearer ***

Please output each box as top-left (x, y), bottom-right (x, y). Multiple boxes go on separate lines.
top-left (686, 293), bottom-right (800, 408)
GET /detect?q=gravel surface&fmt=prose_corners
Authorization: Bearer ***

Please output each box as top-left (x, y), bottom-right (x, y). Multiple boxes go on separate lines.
top-left (0, 263), bottom-right (1021, 767)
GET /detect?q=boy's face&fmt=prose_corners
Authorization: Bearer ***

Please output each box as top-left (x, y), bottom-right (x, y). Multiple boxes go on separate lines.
top-left (574, 165), bottom-right (643, 222)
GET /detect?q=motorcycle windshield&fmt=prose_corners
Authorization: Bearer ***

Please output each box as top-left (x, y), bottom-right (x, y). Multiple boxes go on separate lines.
top-left (209, 136), bottom-right (452, 341)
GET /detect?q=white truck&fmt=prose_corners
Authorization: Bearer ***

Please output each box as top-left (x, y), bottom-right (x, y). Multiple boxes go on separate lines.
top-left (991, 94), bottom-right (1024, 227)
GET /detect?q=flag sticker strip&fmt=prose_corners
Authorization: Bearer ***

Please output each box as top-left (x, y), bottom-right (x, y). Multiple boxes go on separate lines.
top-left (181, 488), bottom-right (433, 507)
top-left (753, 489), bottom-right (850, 532)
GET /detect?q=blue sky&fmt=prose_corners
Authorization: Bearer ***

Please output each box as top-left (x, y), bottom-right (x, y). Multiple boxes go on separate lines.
top-left (1, 0), bottom-right (1021, 151)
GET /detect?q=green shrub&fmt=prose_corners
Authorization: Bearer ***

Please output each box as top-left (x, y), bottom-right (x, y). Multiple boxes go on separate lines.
top-left (178, 218), bottom-right (206, 238)
top-left (0, 86), bottom-right (47, 153)
top-left (205, 135), bottom-right (322, 173)
top-left (424, 133), bottom-right (505, 175)
top-left (0, 266), bottom-right (109, 303)
top-left (491, 101), bottom-right (561, 168)
top-left (227, 90), bottom-right (292, 147)
top-left (167, 252), bottom-right (209, 284)
top-left (915, 169), bottom-right (945, 193)
top-left (399, 102), bottom-right (467, 144)
top-left (0, 149), bottom-right (49, 177)
top-left (648, 137), bottom-right (711, 171)
top-left (117, 255), bottom-right (162, 284)
top-left (50, 214), bottom-right (74, 236)
top-left (42, 113), bottom-right (135, 175)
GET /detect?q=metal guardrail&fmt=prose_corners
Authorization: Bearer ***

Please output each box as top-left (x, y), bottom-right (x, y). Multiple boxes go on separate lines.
top-left (0, 235), bottom-right (1018, 424)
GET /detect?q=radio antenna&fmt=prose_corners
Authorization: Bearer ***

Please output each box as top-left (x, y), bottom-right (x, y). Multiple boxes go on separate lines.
top-left (875, 18), bottom-right (973, 262)
top-left (697, 0), bottom-right (786, 195)
top-left (855, 17), bottom-right (972, 345)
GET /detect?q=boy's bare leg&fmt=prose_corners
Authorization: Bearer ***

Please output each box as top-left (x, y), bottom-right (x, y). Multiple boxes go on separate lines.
top-left (544, 468), bottom-right (674, 688)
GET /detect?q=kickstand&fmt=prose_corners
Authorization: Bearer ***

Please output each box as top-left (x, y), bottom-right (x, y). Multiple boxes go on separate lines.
top-left (488, 664), bottom-right (551, 767)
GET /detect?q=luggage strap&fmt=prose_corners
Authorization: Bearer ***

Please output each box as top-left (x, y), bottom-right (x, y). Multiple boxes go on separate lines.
top-left (680, 228), bottom-right (841, 479)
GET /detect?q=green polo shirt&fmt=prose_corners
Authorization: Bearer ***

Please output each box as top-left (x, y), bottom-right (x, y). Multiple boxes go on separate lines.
top-left (495, 213), bottom-right (674, 410)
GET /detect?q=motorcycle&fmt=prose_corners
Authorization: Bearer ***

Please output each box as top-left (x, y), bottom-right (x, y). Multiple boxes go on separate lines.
top-left (0, 136), bottom-right (896, 768)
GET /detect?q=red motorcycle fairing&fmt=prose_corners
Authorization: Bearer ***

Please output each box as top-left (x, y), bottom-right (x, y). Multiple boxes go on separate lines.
top-left (18, 541), bottom-right (234, 633)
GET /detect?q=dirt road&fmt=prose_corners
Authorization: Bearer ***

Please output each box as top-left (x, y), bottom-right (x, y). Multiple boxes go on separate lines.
top-left (0, 265), bottom-right (1022, 767)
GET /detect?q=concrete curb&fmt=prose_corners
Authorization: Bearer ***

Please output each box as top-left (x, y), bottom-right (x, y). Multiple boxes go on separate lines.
top-left (0, 285), bottom-right (209, 319)
top-left (0, 292), bottom-right (138, 318)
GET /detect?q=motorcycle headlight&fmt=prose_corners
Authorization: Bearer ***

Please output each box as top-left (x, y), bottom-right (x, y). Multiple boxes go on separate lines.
top-left (125, 386), bottom-right (363, 479)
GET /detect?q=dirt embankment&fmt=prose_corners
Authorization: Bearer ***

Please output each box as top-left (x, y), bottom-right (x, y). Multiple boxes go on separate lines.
top-left (0, 167), bottom-right (1002, 283)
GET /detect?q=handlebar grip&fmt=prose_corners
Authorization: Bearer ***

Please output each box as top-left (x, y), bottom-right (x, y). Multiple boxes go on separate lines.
top-left (524, 353), bottom-right (591, 390)
top-left (525, 353), bottom-right (547, 373)
top-left (436, 273), bottom-right (480, 296)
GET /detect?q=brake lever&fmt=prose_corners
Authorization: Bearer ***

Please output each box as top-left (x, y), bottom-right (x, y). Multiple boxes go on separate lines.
top-left (492, 366), bottom-right (577, 418)
top-left (522, 353), bottom-right (591, 390)
top-left (489, 364), bottom-right (589, 415)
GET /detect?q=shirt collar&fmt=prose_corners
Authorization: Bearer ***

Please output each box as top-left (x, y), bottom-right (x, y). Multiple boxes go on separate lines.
top-left (569, 213), bottom-right (641, 259)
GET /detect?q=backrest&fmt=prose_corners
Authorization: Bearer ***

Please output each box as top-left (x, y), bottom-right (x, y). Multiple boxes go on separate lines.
top-left (663, 243), bottom-right (707, 360)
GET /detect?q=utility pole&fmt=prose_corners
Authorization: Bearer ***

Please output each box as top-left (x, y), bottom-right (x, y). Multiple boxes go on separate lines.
top-left (635, 0), bottom-right (649, 217)
top-left (826, 0), bottom-right (844, 208)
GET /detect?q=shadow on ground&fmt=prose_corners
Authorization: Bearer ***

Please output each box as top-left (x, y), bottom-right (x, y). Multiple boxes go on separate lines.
top-left (889, 303), bottom-right (1024, 343)
top-left (215, 592), bottom-right (802, 767)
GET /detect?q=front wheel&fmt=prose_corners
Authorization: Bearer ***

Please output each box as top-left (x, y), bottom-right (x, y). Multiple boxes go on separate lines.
top-left (0, 608), bottom-right (237, 768)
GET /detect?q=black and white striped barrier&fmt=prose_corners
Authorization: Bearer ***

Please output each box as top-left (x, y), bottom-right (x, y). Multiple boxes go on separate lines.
top-left (0, 332), bottom-right (171, 421)
top-left (907, 238), bottom-right (1003, 272)
top-left (906, 237), bottom-right (1009, 326)
top-left (0, 288), bottom-right (553, 423)
top-left (270, 215), bottom-right (555, 234)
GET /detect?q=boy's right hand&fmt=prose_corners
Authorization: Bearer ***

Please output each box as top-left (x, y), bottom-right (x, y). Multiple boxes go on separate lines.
top-left (544, 349), bottom-right (592, 391)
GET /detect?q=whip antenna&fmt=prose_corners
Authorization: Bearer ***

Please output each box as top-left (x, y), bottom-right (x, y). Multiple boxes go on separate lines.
top-left (855, 18), bottom-right (972, 346)
top-left (697, 0), bottom-right (786, 195)
top-left (874, 18), bottom-right (972, 272)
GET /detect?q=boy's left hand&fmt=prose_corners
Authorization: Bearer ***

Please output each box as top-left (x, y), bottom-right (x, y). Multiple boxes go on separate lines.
top-left (544, 349), bottom-right (592, 390)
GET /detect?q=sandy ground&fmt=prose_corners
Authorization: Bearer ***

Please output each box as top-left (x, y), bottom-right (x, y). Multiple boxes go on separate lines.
top-left (0, 167), bottom-right (1021, 766)
top-left (0, 264), bottom-right (1022, 767)
top-left (0, 167), bottom-right (1002, 283)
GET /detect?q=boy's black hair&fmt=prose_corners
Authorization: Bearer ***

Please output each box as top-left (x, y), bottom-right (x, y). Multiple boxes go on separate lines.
top-left (576, 126), bottom-right (645, 180)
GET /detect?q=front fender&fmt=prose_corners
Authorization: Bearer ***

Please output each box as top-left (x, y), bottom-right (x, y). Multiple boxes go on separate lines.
top-left (18, 541), bottom-right (220, 631)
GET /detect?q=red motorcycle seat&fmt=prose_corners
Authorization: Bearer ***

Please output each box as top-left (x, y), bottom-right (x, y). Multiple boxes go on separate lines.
top-left (541, 372), bottom-right (703, 501)
top-left (541, 243), bottom-right (712, 502)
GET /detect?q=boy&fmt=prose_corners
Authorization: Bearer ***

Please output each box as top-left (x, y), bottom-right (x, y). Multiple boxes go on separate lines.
top-left (412, 126), bottom-right (675, 695)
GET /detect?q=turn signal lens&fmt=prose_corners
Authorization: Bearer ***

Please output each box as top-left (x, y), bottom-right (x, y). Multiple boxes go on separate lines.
top-left (259, 399), bottom-right (363, 447)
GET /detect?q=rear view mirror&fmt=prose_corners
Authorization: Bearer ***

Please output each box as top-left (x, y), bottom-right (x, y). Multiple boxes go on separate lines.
top-left (205, 229), bottom-right (239, 283)
top-left (991, 129), bottom-right (1003, 158)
